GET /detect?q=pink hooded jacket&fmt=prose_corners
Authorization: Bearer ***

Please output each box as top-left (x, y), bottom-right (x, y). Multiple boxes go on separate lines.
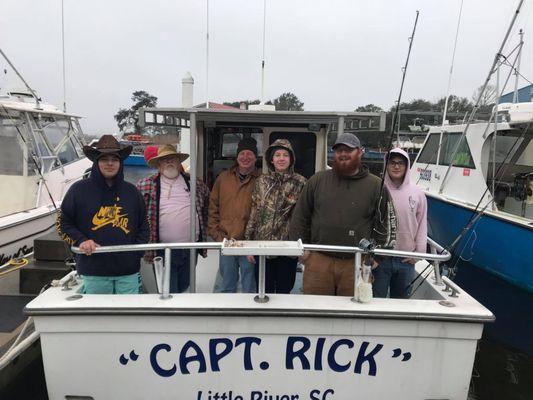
top-left (384, 148), bottom-right (428, 253)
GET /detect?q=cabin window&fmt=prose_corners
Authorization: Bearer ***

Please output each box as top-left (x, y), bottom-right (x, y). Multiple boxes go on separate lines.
top-left (221, 130), bottom-right (263, 157)
top-left (439, 133), bottom-right (475, 168)
top-left (417, 133), bottom-right (440, 164)
top-left (516, 140), bottom-right (533, 166)
top-left (205, 127), bottom-right (263, 187)
top-left (0, 122), bottom-right (24, 175)
top-left (41, 117), bottom-right (80, 165)
top-left (417, 132), bottom-right (475, 168)
top-left (270, 132), bottom-right (316, 178)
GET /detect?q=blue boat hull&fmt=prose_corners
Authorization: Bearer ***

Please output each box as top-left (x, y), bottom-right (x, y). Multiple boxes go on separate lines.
top-left (427, 195), bottom-right (533, 355)
top-left (123, 155), bottom-right (147, 167)
top-left (426, 195), bottom-right (533, 293)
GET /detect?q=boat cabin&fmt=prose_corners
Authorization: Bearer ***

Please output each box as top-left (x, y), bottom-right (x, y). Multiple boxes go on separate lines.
top-left (138, 107), bottom-right (386, 188)
top-left (0, 92), bottom-right (89, 217)
top-left (412, 105), bottom-right (533, 220)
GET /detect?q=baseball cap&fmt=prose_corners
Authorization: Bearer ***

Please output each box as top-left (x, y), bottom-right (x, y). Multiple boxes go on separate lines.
top-left (332, 133), bottom-right (361, 149)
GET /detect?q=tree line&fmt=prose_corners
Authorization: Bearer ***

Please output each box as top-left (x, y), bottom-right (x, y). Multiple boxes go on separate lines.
top-left (114, 85), bottom-right (496, 134)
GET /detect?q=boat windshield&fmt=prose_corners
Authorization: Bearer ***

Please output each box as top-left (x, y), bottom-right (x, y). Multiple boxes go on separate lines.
top-left (484, 128), bottom-right (533, 219)
top-left (0, 109), bottom-right (85, 217)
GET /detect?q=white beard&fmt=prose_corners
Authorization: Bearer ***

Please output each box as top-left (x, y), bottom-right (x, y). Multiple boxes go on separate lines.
top-left (161, 166), bottom-right (179, 179)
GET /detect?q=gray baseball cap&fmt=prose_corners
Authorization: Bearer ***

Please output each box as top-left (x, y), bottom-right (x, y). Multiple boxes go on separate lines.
top-left (332, 132), bottom-right (361, 149)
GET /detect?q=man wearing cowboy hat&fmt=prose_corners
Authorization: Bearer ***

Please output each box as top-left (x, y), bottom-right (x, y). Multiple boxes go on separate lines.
top-left (136, 144), bottom-right (210, 293)
top-left (57, 135), bottom-right (149, 294)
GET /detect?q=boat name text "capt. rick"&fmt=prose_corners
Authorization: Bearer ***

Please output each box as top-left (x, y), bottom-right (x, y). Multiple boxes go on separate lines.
top-left (124, 336), bottom-right (412, 378)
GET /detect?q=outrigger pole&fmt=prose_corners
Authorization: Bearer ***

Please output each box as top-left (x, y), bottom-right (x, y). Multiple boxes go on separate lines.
top-left (438, 0), bottom-right (525, 193)
top-left (0, 47), bottom-right (41, 110)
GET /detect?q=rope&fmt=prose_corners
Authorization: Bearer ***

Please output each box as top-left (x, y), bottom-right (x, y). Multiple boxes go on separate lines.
top-left (0, 257), bottom-right (29, 277)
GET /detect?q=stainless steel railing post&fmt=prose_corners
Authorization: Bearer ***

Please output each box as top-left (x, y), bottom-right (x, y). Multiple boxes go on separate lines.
top-left (160, 247), bottom-right (172, 300)
top-left (351, 252), bottom-right (362, 303)
top-left (430, 245), bottom-right (443, 286)
top-left (254, 255), bottom-right (269, 303)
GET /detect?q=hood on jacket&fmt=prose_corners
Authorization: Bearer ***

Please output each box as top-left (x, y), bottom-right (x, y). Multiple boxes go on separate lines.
top-left (89, 158), bottom-right (125, 189)
top-left (384, 147), bottom-right (411, 188)
top-left (265, 138), bottom-right (296, 173)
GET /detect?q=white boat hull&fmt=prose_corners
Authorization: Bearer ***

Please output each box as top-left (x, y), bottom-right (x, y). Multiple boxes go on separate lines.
top-left (38, 313), bottom-right (480, 400)
top-left (28, 265), bottom-right (493, 400)
top-left (0, 206), bottom-right (57, 265)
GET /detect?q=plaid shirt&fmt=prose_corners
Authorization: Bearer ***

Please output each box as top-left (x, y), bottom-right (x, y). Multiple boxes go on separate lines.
top-left (136, 172), bottom-right (210, 257)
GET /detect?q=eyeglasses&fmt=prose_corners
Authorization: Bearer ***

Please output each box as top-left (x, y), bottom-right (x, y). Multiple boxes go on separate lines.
top-left (389, 160), bottom-right (407, 167)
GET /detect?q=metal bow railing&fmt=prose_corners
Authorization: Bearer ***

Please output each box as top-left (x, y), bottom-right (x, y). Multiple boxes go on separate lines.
top-left (71, 239), bottom-right (451, 302)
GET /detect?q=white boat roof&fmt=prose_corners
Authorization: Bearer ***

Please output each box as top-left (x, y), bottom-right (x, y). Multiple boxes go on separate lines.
top-left (139, 107), bottom-right (385, 127)
top-left (0, 98), bottom-right (82, 118)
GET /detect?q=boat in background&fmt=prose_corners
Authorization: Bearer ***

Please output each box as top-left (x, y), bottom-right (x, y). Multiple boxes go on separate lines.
top-left (0, 90), bottom-right (90, 390)
top-left (0, 90), bottom-right (91, 266)
top-left (119, 134), bottom-right (151, 166)
top-left (411, 101), bottom-right (533, 354)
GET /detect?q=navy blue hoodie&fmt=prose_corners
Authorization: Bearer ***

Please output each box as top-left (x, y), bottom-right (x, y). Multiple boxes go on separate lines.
top-left (57, 160), bottom-right (149, 276)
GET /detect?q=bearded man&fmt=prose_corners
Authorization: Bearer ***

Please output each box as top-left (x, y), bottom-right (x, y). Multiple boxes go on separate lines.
top-left (289, 132), bottom-right (396, 296)
top-left (136, 145), bottom-right (209, 293)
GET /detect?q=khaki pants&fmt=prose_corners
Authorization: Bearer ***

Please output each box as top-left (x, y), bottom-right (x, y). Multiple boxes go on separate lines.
top-left (303, 251), bottom-right (355, 296)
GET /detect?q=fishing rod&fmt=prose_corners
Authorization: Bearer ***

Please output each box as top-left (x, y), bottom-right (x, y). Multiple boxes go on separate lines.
top-left (389, 10), bottom-right (419, 155)
top-left (371, 10), bottom-right (419, 242)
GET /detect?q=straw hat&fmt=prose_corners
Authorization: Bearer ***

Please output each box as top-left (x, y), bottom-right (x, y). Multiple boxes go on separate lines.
top-left (83, 135), bottom-right (132, 162)
top-left (147, 144), bottom-right (189, 168)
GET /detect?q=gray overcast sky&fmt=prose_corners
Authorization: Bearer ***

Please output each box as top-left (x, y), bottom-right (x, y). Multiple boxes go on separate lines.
top-left (2, 0), bottom-right (532, 135)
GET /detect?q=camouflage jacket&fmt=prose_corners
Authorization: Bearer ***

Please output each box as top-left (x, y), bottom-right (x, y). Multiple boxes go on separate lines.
top-left (244, 139), bottom-right (307, 241)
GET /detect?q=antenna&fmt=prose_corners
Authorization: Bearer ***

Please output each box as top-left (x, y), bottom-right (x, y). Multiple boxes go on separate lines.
top-left (0, 47), bottom-right (41, 110)
top-left (205, 0), bottom-right (210, 109)
top-left (61, 0), bottom-right (67, 112)
top-left (513, 29), bottom-right (524, 103)
top-left (260, 0), bottom-right (267, 105)
top-left (441, 0), bottom-right (464, 126)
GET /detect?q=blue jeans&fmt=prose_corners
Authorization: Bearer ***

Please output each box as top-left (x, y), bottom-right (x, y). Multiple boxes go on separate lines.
top-left (157, 249), bottom-right (197, 293)
top-left (373, 257), bottom-right (415, 299)
top-left (253, 256), bottom-right (297, 294)
top-left (82, 273), bottom-right (140, 294)
top-left (216, 255), bottom-right (256, 293)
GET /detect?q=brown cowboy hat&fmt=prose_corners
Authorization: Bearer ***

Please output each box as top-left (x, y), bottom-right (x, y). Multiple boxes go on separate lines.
top-left (83, 135), bottom-right (133, 162)
top-left (147, 144), bottom-right (189, 168)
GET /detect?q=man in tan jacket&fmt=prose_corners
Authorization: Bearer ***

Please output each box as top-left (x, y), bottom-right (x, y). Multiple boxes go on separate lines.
top-left (208, 137), bottom-right (260, 292)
